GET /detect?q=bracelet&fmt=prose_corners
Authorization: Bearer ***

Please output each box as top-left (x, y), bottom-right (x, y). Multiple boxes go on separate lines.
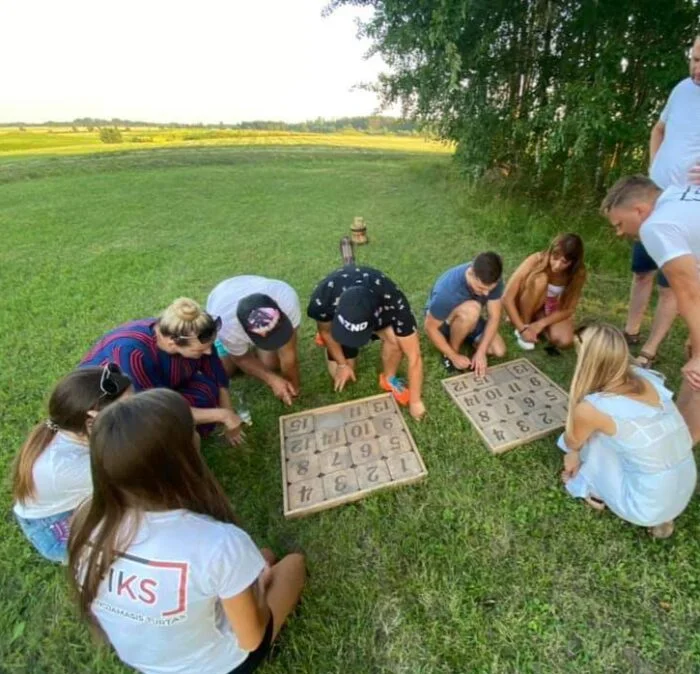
top-left (519, 325), bottom-right (529, 334)
top-left (337, 363), bottom-right (348, 369)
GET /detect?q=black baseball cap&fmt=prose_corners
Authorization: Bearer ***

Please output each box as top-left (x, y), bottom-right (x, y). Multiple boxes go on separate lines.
top-left (331, 286), bottom-right (376, 348)
top-left (236, 293), bottom-right (294, 351)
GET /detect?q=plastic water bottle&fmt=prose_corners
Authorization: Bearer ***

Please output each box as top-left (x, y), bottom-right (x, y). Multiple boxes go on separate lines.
top-left (234, 391), bottom-right (253, 426)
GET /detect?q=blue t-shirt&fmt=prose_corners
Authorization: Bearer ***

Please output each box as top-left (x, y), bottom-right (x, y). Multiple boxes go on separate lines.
top-left (426, 263), bottom-right (503, 322)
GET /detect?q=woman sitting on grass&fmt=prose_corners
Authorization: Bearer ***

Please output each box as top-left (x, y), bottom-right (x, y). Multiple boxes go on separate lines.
top-left (81, 297), bottom-right (243, 445)
top-left (503, 233), bottom-right (586, 351)
top-left (68, 389), bottom-right (305, 674)
top-left (559, 323), bottom-right (696, 539)
top-left (12, 365), bottom-right (131, 563)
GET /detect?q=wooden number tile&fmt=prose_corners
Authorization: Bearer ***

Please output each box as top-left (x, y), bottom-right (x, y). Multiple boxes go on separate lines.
top-left (471, 405), bottom-right (498, 429)
top-left (288, 477), bottom-right (325, 510)
top-left (471, 373), bottom-right (495, 389)
top-left (548, 403), bottom-right (569, 423)
top-left (378, 432), bottom-right (411, 457)
top-left (322, 469), bottom-right (360, 499)
top-left (368, 398), bottom-right (393, 416)
top-left (514, 393), bottom-right (539, 412)
top-left (536, 387), bottom-right (568, 406)
top-left (349, 438), bottom-right (381, 466)
top-left (343, 402), bottom-right (370, 422)
top-left (319, 446), bottom-right (352, 474)
top-left (372, 412), bottom-right (401, 436)
top-left (493, 400), bottom-right (521, 420)
top-left (506, 361), bottom-right (536, 378)
top-left (503, 379), bottom-right (526, 396)
top-left (387, 451), bottom-right (423, 480)
top-left (287, 455), bottom-right (320, 484)
top-left (531, 408), bottom-right (560, 431)
top-left (284, 415), bottom-right (315, 438)
top-left (345, 419), bottom-right (376, 442)
top-left (444, 377), bottom-right (472, 395)
top-left (457, 392), bottom-right (484, 412)
top-left (315, 411), bottom-right (346, 430)
top-left (284, 434), bottom-right (316, 458)
top-left (314, 426), bottom-right (347, 451)
top-left (481, 422), bottom-right (519, 448)
top-left (505, 416), bottom-right (535, 437)
top-left (525, 374), bottom-right (545, 390)
top-left (356, 460), bottom-right (392, 490)
top-left (481, 386), bottom-right (505, 404)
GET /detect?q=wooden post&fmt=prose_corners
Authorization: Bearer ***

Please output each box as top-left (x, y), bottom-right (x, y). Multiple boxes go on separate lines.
top-left (351, 216), bottom-right (368, 245)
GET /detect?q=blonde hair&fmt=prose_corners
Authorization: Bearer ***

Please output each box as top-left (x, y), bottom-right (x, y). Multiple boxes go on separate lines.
top-left (157, 297), bottom-right (213, 340)
top-left (600, 175), bottom-right (661, 215)
top-left (522, 233), bottom-right (586, 311)
top-left (566, 323), bottom-right (644, 435)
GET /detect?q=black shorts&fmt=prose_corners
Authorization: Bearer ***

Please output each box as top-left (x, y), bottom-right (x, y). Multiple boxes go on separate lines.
top-left (227, 617), bottom-right (274, 674)
top-left (325, 334), bottom-right (379, 362)
top-left (631, 241), bottom-right (669, 288)
top-left (439, 317), bottom-right (486, 346)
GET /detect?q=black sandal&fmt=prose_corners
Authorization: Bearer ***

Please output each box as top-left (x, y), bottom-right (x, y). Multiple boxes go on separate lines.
top-left (623, 331), bottom-right (641, 346)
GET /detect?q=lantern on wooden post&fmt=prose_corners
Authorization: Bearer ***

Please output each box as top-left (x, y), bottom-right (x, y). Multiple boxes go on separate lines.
top-left (350, 216), bottom-right (368, 245)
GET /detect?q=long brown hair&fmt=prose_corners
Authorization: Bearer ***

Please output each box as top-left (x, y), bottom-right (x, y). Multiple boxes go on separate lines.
top-left (12, 367), bottom-right (131, 503)
top-left (566, 323), bottom-right (645, 435)
top-left (68, 389), bottom-right (238, 623)
top-left (522, 233), bottom-right (586, 311)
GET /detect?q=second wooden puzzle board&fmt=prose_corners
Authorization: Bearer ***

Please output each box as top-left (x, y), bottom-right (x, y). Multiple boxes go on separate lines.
top-left (442, 359), bottom-right (569, 454)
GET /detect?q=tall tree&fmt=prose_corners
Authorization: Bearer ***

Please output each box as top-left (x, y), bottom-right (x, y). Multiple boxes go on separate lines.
top-left (327, 0), bottom-right (700, 197)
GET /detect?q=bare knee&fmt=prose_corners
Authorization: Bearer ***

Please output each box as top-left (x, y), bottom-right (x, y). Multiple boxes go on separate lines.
top-left (549, 334), bottom-right (574, 349)
top-left (450, 301), bottom-right (481, 326)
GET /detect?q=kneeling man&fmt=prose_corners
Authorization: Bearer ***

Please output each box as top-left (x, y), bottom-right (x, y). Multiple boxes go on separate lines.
top-left (307, 265), bottom-right (425, 420)
top-left (207, 275), bottom-right (300, 405)
top-left (425, 252), bottom-right (507, 375)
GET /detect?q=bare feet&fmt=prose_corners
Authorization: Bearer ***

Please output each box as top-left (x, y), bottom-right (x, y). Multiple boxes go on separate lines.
top-left (649, 521), bottom-right (675, 539)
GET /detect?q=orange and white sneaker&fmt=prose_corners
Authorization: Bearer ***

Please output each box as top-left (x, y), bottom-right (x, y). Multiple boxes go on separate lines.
top-left (379, 373), bottom-right (410, 406)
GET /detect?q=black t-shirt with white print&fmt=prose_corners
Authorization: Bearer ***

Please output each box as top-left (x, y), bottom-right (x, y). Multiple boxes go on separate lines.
top-left (307, 265), bottom-right (417, 338)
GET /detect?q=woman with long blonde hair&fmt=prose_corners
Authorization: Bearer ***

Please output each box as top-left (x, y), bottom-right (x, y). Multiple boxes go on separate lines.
top-left (68, 389), bottom-right (305, 674)
top-left (559, 323), bottom-right (696, 538)
top-left (504, 233), bottom-right (586, 351)
top-left (12, 365), bottom-right (131, 562)
top-left (80, 297), bottom-right (243, 445)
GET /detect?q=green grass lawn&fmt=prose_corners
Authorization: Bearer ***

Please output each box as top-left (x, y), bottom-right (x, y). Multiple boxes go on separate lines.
top-left (0, 146), bottom-right (697, 674)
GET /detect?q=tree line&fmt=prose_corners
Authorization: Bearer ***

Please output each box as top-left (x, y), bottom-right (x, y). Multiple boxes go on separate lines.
top-left (328, 0), bottom-right (700, 199)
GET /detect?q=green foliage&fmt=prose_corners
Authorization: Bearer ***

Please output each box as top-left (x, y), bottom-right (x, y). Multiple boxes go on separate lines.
top-left (99, 127), bottom-right (123, 144)
top-left (329, 0), bottom-right (700, 198)
top-left (0, 146), bottom-right (696, 673)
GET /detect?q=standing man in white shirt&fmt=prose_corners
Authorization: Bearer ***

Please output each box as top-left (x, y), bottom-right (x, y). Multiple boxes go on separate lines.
top-left (207, 276), bottom-right (301, 406)
top-left (602, 177), bottom-right (700, 444)
top-left (623, 35), bottom-right (700, 368)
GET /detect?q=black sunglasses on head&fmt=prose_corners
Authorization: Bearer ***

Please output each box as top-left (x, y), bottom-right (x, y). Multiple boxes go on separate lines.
top-left (100, 362), bottom-right (124, 397)
top-left (173, 315), bottom-right (222, 345)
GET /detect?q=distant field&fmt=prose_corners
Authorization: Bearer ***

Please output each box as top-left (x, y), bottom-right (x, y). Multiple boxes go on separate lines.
top-left (0, 127), bottom-right (451, 157)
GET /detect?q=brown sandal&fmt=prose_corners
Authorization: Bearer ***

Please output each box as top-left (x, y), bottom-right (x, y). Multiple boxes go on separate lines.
top-left (623, 331), bottom-right (641, 346)
top-left (633, 350), bottom-right (657, 369)
top-left (584, 496), bottom-right (606, 511)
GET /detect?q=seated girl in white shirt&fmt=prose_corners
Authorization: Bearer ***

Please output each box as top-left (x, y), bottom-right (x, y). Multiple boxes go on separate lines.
top-left (68, 388), bottom-right (305, 674)
top-left (503, 233), bottom-right (586, 351)
top-left (12, 364), bottom-right (132, 563)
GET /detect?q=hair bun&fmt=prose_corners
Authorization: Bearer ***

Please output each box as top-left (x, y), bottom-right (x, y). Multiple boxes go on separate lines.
top-left (170, 298), bottom-right (202, 322)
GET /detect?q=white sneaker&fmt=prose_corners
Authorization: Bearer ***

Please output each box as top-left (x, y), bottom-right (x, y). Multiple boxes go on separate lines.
top-left (514, 328), bottom-right (536, 351)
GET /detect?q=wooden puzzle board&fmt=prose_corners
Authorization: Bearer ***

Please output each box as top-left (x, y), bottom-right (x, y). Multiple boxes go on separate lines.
top-left (442, 358), bottom-right (569, 454)
top-left (279, 393), bottom-right (427, 519)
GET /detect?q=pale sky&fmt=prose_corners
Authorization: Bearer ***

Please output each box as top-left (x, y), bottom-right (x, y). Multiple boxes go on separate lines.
top-left (0, 0), bottom-right (391, 124)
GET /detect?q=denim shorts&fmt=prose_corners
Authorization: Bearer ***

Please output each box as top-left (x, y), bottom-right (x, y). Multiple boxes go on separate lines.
top-left (15, 509), bottom-right (73, 564)
top-left (631, 241), bottom-right (669, 288)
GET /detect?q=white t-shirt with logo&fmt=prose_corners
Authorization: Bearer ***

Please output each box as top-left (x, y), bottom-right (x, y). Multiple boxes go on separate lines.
top-left (13, 432), bottom-right (92, 519)
top-left (650, 78), bottom-right (700, 189)
top-left (640, 185), bottom-right (700, 269)
top-left (206, 276), bottom-right (301, 356)
top-left (90, 510), bottom-right (266, 674)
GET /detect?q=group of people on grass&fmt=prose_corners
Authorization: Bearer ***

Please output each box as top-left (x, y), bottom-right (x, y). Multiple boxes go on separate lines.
top-left (9, 33), bottom-right (700, 674)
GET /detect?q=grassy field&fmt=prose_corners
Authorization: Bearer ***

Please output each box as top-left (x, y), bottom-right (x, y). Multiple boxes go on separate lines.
top-left (0, 144), bottom-right (697, 674)
top-left (0, 127), bottom-right (451, 158)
